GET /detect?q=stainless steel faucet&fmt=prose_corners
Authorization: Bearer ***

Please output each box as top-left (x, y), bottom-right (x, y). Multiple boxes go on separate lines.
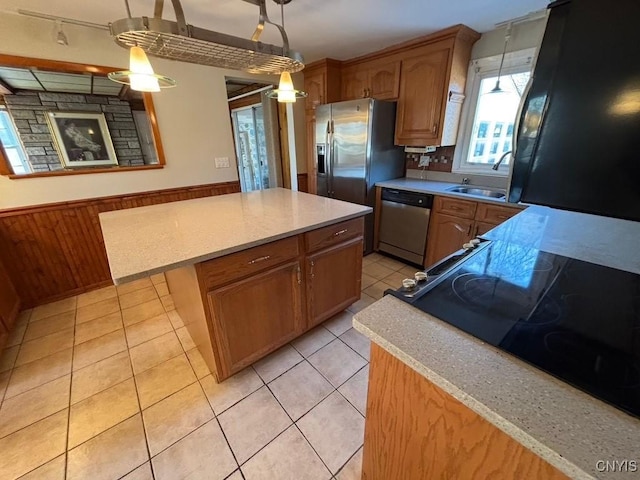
top-left (492, 151), bottom-right (512, 171)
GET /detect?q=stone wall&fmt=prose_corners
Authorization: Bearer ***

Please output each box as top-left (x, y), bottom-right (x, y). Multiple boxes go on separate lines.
top-left (4, 92), bottom-right (145, 172)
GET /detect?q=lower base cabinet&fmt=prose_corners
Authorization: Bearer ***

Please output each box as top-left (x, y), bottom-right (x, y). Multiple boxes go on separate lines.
top-left (425, 212), bottom-right (474, 266)
top-left (193, 217), bottom-right (365, 381)
top-left (207, 260), bottom-right (305, 377)
top-left (306, 237), bottom-right (363, 327)
top-left (363, 344), bottom-right (569, 480)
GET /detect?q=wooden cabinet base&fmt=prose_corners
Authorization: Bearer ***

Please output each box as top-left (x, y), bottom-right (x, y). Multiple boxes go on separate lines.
top-left (362, 344), bottom-right (569, 480)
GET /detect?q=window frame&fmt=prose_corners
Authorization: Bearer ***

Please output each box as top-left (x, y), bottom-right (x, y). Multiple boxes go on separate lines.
top-left (453, 48), bottom-right (536, 176)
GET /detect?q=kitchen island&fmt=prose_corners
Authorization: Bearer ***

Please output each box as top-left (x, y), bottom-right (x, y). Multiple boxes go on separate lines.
top-left (354, 205), bottom-right (640, 479)
top-left (100, 188), bottom-right (371, 381)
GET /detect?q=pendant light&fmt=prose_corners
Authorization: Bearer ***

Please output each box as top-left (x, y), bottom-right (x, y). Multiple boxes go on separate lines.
top-left (266, 0), bottom-right (307, 103)
top-left (108, 0), bottom-right (177, 92)
top-left (489, 23), bottom-right (512, 94)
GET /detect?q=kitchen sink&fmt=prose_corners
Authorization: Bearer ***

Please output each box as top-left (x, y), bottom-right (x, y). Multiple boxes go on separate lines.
top-left (446, 186), bottom-right (506, 199)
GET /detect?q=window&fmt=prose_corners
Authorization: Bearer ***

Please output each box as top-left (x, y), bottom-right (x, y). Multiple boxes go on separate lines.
top-left (0, 107), bottom-right (30, 174)
top-left (453, 49), bottom-right (535, 175)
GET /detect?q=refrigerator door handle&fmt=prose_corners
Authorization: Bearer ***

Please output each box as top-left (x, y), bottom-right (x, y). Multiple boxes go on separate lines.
top-left (506, 77), bottom-right (534, 201)
top-left (513, 78), bottom-right (533, 155)
top-left (326, 120), bottom-right (333, 196)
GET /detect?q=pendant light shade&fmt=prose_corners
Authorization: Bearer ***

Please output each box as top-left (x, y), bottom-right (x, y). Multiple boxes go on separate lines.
top-left (267, 71), bottom-right (307, 103)
top-left (108, 46), bottom-right (177, 92)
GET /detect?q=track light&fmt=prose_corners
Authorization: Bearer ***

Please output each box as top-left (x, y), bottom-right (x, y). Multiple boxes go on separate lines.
top-left (56, 21), bottom-right (68, 46)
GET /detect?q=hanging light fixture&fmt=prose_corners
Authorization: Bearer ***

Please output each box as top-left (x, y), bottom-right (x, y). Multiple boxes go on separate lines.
top-left (56, 21), bottom-right (69, 46)
top-left (108, 0), bottom-right (177, 92)
top-left (265, 0), bottom-right (307, 103)
top-left (489, 23), bottom-right (512, 94)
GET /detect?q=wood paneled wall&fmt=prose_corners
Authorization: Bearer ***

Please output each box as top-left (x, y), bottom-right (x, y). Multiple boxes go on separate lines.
top-left (0, 182), bottom-right (241, 308)
top-left (297, 173), bottom-right (309, 193)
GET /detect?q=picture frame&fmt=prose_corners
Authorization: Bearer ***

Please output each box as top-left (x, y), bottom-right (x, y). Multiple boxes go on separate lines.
top-left (46, 112), bottom-right (118, 168)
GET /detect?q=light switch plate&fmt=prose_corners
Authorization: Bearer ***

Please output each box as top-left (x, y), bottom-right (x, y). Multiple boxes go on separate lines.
top-left (215, 157), bottom-right (230, 168)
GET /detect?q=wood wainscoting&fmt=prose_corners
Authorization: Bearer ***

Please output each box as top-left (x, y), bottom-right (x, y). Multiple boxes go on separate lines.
top-left (297, 173), bottom-right (309, 193)
top-left (0, 182), bottom-right (241, 308)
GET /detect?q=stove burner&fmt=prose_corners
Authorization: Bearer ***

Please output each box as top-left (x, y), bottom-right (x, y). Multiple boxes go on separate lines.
top-left (452, 273), bottom-right (529, 307)
top-left (524, 296), bottom-right (562, 326)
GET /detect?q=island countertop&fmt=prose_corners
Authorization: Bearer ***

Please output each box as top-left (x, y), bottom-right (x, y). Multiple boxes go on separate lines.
top-left (99, 188), bottom-right (371, 284)
top-left (354, 205), bottom-right (640, 480)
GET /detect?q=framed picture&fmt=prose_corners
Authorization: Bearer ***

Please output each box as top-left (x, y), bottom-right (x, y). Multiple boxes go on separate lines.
top-left (46, 112), bottom-right (118, 168)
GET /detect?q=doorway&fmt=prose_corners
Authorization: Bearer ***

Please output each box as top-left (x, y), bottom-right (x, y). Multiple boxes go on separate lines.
top-left (226, 77), bottom-right (284, 192)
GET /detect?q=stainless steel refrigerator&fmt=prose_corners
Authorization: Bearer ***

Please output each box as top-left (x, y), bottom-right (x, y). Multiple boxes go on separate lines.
top-left (315, 99), bottom-right (405, 254)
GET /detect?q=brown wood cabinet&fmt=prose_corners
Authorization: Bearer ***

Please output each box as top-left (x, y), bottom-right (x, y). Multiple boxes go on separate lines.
top-left (341, 61), bottom-right (400, 101)
top-left (0, 256), bottom-right (20, 343)
top-left (207, 260), bottom-right (305, 376)
top-left (395, 45), bottom-right (451, 146)
top-left (394, 26), bottom-right (480, 146)
top-left (363, 344), bottom-right (569, 480)
top-left (425, 212), bottom-right (474, 266)
top-left (306, 237), bottom-right (363, 327)
top-left (425, 196), bottom-right (522, 266)
top-left (182, 217), bottom-right (365, 381)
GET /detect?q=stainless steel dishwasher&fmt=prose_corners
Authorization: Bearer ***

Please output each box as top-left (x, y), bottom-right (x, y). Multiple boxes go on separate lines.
top-left (378, 188), bottom-right (433, 265)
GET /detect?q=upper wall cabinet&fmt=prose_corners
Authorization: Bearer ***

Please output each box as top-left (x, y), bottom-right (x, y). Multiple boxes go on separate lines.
top-left (303, 59), bottom-right (342, 112)
top-left (395, 26), bottom-right (480, 146)
top-left (341, 60), bottom-right (400, 101)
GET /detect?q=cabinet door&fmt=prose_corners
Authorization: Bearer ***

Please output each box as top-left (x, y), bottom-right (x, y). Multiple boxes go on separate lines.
top-left (368, 61), bottom-right (400, 100)
top-left (0, 257), bottom-right (20, 332)
top-left (307, 237), bottom-right (363, 327)
top-left (425, 212), bottom-right (473, 267)
top-left (341, 67), bottom-right (369, 101)
top-left (395, 47), bottom-right (450, 146)
top-left (474, 221), bottom-right (497, 238)
top-left (304, 71), bottom-right (326, 110)
top-left (207, 260), bottom-right (304, 378)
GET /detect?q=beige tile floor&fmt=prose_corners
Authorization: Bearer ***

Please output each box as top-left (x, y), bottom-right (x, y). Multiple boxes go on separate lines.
top-left (0, 252), bottom-right (414, 480)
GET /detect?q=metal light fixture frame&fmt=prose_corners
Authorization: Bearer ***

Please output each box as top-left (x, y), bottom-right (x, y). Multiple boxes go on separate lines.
top-left (109, 0), bottom-right (305, 75)
top-left (490, 23), bottom-right (512, 94)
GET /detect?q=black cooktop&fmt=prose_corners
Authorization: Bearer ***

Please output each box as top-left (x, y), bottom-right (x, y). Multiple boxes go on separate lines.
top-left (388, 240), bottom-right (640, 418)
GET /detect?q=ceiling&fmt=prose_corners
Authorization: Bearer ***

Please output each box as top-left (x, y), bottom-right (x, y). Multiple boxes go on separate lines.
top-left (0, 67), bottom-right (123, 96)
top-left (2, 0), bottom-right (550, 62)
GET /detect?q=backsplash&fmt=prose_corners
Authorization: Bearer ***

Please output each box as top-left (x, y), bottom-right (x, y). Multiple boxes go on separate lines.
top-left (405, 146), bottom-right (455, 173)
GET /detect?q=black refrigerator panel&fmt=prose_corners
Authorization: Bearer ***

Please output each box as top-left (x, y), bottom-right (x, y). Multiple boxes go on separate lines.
top-left (509, 0), bottom-right (640, 221)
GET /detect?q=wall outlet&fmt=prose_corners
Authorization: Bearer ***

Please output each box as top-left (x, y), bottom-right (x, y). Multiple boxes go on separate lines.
top-left (215, 157), bottom-right (230, 168)
top-left (418, 155), bottom-right (431, 167)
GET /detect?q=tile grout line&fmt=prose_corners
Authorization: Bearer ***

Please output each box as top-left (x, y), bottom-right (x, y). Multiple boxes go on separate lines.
top-left (118, 289), bottom-right (157, 480)
top-left (261, 375), bottom-right (337, 476)
top-left (0, 310), bottom-right (31, 410)
top-left (62, 296), bottom-right (80, 480)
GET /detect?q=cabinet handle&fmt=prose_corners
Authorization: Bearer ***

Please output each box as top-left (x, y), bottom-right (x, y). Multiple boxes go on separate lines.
top-left (333, 229), bottom-right (348, 237)
top-left (473, 225), bottom-right (479, 237)
top-left (310, 261), bottom-right (315, 279)
top-left (296, 264), bottom-right (301, 285)
top-left (497, 214), bottom-right (510, 220)
top-left (454, 224), bottom-right (465, 233)
top-left (248, 255), bottom-right (270, 265)
top-left (467, 223), bottom-right (472, 236)
top-left (433, 122), bottom-right (438, 133)
top-left (450, 206), bottom-right (461, 211)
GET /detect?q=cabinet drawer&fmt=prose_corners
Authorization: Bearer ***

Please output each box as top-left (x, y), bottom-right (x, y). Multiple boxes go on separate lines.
top-left (198, 236), bottom-right (300, 290)
top-left (434, 196), bottom-right (476, 219)
top-left (305, 218), bottom-right (364, 253)
top-left (475, 203), bottom-right (519, 225)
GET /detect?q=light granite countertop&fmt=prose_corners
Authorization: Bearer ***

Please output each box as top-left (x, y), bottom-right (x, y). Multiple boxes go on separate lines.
top-left (99, 188), bottom-right (371, 284)
top-left (354, 205), bottom-right (640, 479)
top-left (375, 177), bottom-right (523, 206)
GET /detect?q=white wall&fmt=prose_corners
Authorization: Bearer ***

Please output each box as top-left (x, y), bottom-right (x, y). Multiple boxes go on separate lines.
top-left (471, 17), bottom-right (547, 59)
top-left (0, 12), bottom-right (306, 209)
